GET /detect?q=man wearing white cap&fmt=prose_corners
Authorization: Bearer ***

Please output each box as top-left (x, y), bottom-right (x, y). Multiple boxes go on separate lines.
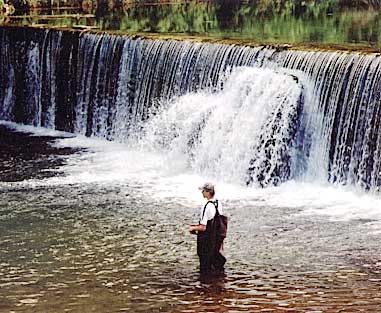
top-left (189, 182), bottom-right (226, 274)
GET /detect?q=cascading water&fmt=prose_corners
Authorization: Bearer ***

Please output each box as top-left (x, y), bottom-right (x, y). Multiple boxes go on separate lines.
top-left (136, 67), bottom-right (303, 186)
top-left (1, 26), bottom-right (381, 191)
top-left (26, 42), bottom-right (41, 126)
top-left (272, 51), bottom-right (381, 190)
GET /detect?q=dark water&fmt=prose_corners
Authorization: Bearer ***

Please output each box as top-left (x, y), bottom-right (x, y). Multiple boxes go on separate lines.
top-left (6, 1), bottom-right (381, 48)
top-left (0, 125), bottom-right (80, 182)
top-left (2, 125), bottom-right (381, 312)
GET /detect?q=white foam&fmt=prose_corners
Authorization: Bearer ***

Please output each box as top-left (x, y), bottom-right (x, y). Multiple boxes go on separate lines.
top-left (133, 67), bottom-right (302, 185)
top-left (0, 120), bottom-right (73, 137)
top-left (2, 122), bottom-right (381, 227)
top-left (2, 64), bottom-right (381, 227)
top-left (258, 181), bottom-right (381, 221)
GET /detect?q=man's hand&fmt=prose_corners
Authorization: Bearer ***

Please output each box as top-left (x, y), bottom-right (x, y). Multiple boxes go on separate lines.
top-left (189, 224), bottom-right (206, 234)
top-left (189, 224), bottom-right (198, 234)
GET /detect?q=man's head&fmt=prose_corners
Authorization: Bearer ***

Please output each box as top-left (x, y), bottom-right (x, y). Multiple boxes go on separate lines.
top-left (199, 182), bottom-right (215, 198)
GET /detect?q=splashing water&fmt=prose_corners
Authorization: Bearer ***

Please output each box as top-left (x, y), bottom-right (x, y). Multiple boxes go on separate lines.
top-left (135, 67), bottom-right (303, 186)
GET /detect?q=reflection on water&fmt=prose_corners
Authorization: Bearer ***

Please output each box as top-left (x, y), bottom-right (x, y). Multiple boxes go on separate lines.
top-left (6, 1), bottom-right (381, 48)
top-left (1, 126), bottom-right (381, 312)
top-left (7, 9), bottom-right (97, 29)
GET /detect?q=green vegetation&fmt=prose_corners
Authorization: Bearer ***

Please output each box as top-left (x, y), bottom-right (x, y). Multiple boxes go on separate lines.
top-left (4, 0), bottom-right (381, 48)
top-left (92, 1), bottom-right (381, 47)
top-left (6, 0), bottom-right (381, 14)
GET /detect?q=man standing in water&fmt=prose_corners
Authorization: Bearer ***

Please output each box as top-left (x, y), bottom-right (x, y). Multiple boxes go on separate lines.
top-left (189, 183), bottom-right (226, 275)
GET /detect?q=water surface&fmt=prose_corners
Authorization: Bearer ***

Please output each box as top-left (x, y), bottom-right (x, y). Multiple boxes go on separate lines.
top-left (1, 123), bottom-right (381, 312)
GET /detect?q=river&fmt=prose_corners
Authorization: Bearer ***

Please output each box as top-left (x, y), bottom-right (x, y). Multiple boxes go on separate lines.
top-left (1, 122), bottom-right (381, 312)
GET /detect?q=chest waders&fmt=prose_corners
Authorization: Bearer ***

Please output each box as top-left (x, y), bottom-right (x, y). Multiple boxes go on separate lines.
top-left (197, 200), bottom-right (226, 274)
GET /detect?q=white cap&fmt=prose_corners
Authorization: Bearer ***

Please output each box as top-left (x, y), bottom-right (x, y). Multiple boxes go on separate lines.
top-left (198, 182), bottom-right (215, 192)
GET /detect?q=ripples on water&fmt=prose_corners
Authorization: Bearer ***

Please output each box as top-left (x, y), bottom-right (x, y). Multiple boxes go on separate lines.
top-left (1, 126), bottom-right (381, 312)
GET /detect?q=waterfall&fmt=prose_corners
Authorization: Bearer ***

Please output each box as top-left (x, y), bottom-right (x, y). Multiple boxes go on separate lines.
top-left (1, 26), bottom-right (381, 191)
top-left (40, 30), bottom-right (62, 129)
top-left (0, 29), bottom-right (15, 122)
top-left (134, 67), bottom-right (303, 186)
top-left (272, 51), bottom-right (381, 189)
top-left (26, 41), bottom-right (41, 126)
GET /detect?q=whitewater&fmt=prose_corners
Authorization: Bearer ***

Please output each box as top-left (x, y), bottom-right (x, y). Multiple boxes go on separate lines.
top-left (2, 67), bottom-right (381, 227)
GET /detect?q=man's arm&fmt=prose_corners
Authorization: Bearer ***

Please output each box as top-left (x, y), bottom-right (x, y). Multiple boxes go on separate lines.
top-left (189, 224), bottom-right (206, 233)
